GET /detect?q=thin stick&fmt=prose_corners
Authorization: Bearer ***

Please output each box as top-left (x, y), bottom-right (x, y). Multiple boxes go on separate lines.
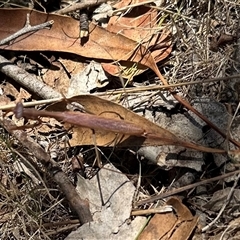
top-left (0, 74), bottom-right (239, 111)
top-left (0, 13), bottom-right (54, 46)
top-left (55, 0), bottom-right (109, 15)
top-left (0, 98), bottom-right (64, 110)
top-left (131, 206), bottom-right (172, 216)
top-left (202, 173), bottom-right (240, 232)
top-left (96, 74), bottom-right (240, 95)
top-left (135, 170), bottom-right (240, 206)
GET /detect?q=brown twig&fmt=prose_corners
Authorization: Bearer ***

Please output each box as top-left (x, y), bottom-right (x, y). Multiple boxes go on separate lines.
top-left (1, 118), bottom-right (93, 224)
top-left (0, 55), bottom-right (61, 99)
top-left (131, 206), bottom-right (172, 216)
top-left (0, 13), bottom-right (54, 46)
top-left (42, 219), bottom-right (80, 228)
top-left (55, 0), bottom-right (109, 15)
top-left (135, 169), bottom-right (240, 206)
top-left (156, 72), bottom-right (240, 148)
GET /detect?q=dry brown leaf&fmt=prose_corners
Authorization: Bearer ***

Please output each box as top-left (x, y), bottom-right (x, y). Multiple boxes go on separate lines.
top-left (1, 9), bottom-right (229, 151)
top-left (0, 82), bottom-right (30, 104)
top-left (41, 60), bottom-right (70, 94)
top-left (108, 0), bottom-right (172, 61)
top-left (3, 82), bottom-right (19, 99)
top-left (108, 0), bottom-right (158, 43)
top-left (41, 58), bottom-right (85, 95)
top-left (105, 0), bottom-right (172, 78)
top-left (138, 212), bottom-right (177, 240)
top-left (0, 8), bottom-right (162, 79)
top-left (18, 87), bottom-right (31, 100)
top-left (138, 197), bottom-right (198, 240)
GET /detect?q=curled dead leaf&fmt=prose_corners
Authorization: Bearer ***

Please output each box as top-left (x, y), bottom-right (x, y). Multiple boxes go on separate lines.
top-left (138, 197), bottom-right (198, 240)
top-left (105, 0), bottom-right (172, 78)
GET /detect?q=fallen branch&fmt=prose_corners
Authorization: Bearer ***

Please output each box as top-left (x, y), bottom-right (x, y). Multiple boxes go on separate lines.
top-left (1, 118), bottom-right (93, 224)
top-left (0, 55), bottom-right (61, 99)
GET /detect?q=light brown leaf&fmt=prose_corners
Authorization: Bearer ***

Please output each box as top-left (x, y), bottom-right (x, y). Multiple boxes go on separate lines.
top-left (138, 197), bottom-right (198, 240)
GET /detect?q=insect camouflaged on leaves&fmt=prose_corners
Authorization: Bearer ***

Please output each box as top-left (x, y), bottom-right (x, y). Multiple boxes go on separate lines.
top-left (11, 103), bottom-right (227, 154)
top-left (13, 102), bottom-right (146, 136)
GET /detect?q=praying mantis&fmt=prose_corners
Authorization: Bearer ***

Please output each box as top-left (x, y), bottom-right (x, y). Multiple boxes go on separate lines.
top-left (10, 102), bottom-right (226, 154)
top-left (13, 102), bottom-right (146, 136)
